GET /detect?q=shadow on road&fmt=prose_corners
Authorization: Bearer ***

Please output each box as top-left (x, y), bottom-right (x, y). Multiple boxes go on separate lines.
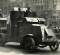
top-left (0, 42), bottom-right (59, 54)
top-left (34, 47), bottom-right (59, 54)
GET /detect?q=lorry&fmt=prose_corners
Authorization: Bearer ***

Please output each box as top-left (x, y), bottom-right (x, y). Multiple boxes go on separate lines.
top-left (0, 8), bottom-right (59, 52)
top-left (0, 18), bottom-right (7, 46)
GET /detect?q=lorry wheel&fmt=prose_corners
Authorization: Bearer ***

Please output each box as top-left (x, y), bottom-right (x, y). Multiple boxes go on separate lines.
top-left (0, 34), bottom-right (6, 46)
top-left (25, 37), bottom-right (35, 52)
top-left (49, 42), bottom-right (59, 51)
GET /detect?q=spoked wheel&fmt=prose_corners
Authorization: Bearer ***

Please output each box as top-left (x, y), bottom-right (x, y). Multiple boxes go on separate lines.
top-left (25, 37), bottom-right (35, 52)
top-left (49, 42), bottom-right (59, 51)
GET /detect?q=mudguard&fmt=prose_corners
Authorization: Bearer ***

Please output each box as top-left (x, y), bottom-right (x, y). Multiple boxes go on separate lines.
top-left (32, 25), bottom-right (42, 44)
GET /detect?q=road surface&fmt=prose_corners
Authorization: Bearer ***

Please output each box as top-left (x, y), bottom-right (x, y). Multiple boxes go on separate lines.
top-left (0, 42), bottom-right (60, 55)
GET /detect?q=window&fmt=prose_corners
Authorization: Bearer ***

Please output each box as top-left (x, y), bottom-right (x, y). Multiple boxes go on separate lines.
top-left (36, 6), bottom-right (39, 10)
top-left (41, 2), bottom-right (43, 5)
top-left (36, 0), bottom-right (39, 2)
top-left (41, 5), bottom-right (43, 10)
top-left (16, 0), bottom-right (19, 2)
top-left (8, 6), bottom-right (12, 14)
top-left (36, 0), bottom-right (39, 5)
top-left (54, 0), bottom-right (57, 5)
top-left (26, 3), bottom-right (29, 7)
top-left (36, 3), bottom-right (39, 5)
top-left (41, 0), bottom-right (43, 5)
top-left (0, 21), bottom-right (6, 27)
top-left (54, 5), bottom-right (56, 9)
top-left (4, 6), bottom-right (7, 15)
top-left (39, 3), bottom-right (41, 5)
top-left (5, 0), bottom-right (7, 1)
top-left (54, 2), bottom-right (57, 5)
top-left (41, 0), bottom-right (43, 2)
top-left (38, 6), bottom-right (40, 10)
top-left (20, 0), bottom-right (22, 2)
top-left (39, 0), bottom-right (41, 5)
top-left (0, 0), bottom-right (3, 2)
top-left (16, 5), bottom-right (20, 7)
top-left (54, 0), bottom-right (57, 2)
top-left (10, 0), bottom-right (16, 2)
top-left (39, 0), bottom-right (41, 2)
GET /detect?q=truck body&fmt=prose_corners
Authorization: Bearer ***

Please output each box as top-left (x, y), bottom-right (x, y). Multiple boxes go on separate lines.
top-left (0, 9), bottom-right (59, 52)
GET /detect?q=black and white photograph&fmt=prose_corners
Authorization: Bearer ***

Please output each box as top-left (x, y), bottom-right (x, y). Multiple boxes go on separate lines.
top-left (0, 0), bottom-right (60, 55)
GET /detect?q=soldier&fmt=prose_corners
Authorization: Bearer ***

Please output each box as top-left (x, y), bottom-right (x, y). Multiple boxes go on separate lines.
top-left (18, 8), bottom-right (21, 11)
top-left (18, 7), bottom-right (24, 20)
top-left (26, 7), bottom-right (30, 12)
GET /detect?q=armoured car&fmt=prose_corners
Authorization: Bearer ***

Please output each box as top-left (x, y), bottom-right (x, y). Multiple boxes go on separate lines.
top-left (0, 9), bottom-right (59, 52)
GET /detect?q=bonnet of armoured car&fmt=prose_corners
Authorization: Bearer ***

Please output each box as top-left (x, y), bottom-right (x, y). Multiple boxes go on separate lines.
top-left (25, 17), bottom-right (38, 22)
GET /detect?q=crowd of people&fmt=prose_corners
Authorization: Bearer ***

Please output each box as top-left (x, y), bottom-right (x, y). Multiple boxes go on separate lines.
top-left (53, 26), bottom-right (60, 39)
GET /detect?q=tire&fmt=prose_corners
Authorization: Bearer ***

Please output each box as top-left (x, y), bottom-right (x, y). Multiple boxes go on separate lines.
top-left (49, 42), bottom-right (59, 51)
top-left (0, 34), bottom-right (7, 46)
top-left (25, 37), bottom-right (35, 52)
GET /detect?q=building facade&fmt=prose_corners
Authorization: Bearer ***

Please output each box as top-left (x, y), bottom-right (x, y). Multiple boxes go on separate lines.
top-left (22, 0), bottom-right (57, 19)
top-left (22, 0), bottom-right (57, 11)
top-left (0, 0), bottom-right (22, 16)
top-left (0, 0), bottom-right (57, 18)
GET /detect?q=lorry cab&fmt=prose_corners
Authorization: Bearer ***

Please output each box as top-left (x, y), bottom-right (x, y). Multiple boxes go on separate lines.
top-left (0, 18), bottom-right (7, 34)
top-left (0, 9), bottom-right (59, 52)
top-left (0, 18), bottom-right (7, 46)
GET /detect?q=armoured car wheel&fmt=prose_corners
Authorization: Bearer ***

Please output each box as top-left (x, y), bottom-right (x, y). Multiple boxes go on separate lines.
top-left (25, 37), bottom-right (35, 52)
top-left (0, 34), bottom-right (6, 46)
top-left (49, 42), bottom-right (59, 51)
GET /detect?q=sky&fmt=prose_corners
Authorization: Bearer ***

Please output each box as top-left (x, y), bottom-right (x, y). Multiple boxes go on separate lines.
top-left (56, 0), bottom-right (60, 10)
